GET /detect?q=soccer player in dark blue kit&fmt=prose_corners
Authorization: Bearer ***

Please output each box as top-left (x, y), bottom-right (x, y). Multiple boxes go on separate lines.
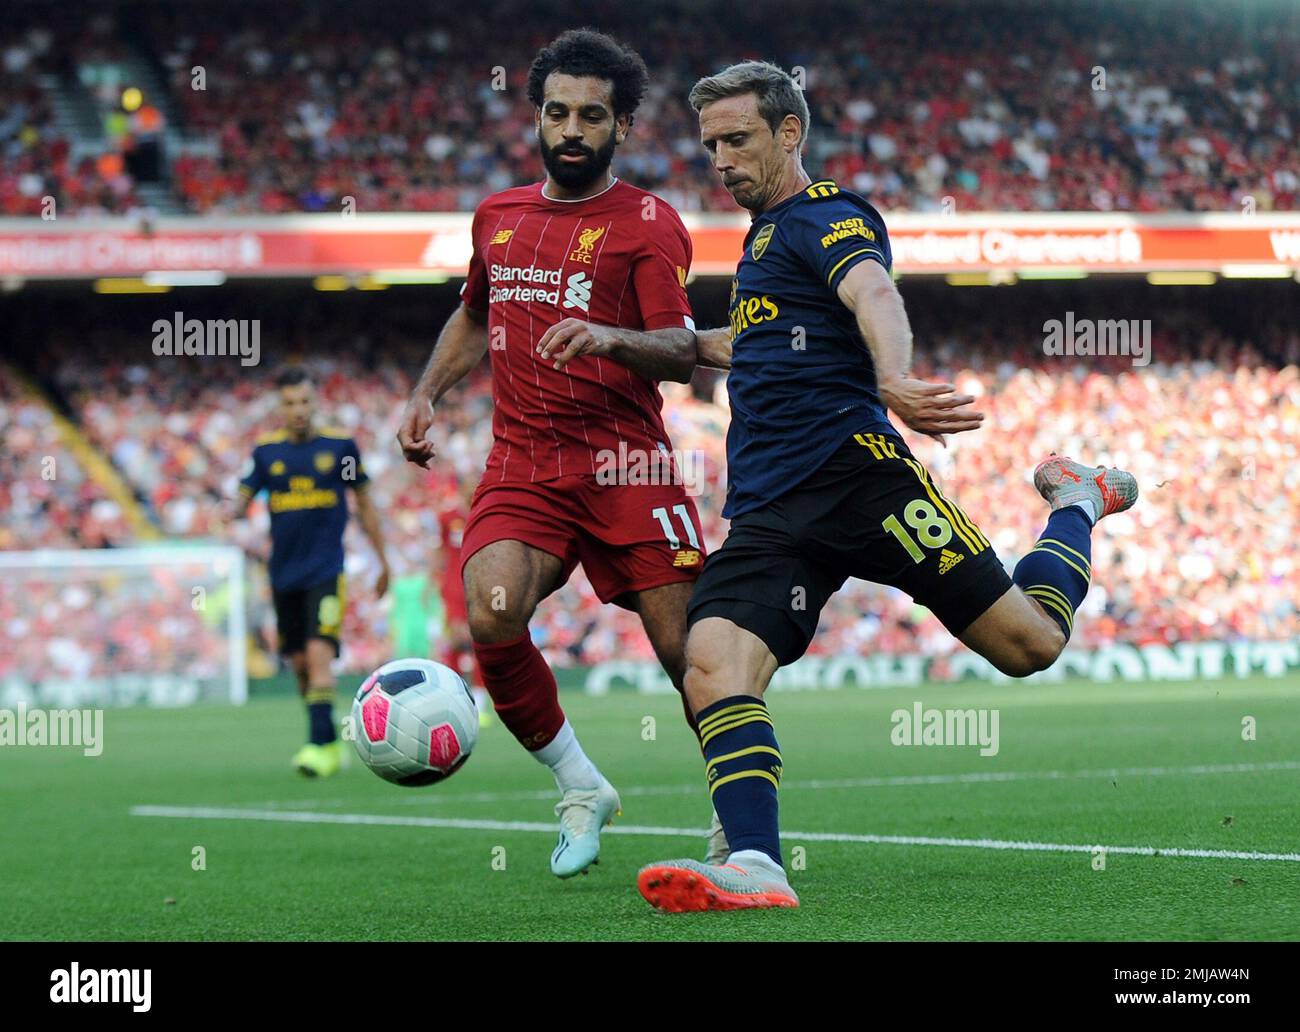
top-left (637, 62), bottom-right (1138, 911)
top-left (235, 369), bottom-right (391, 777)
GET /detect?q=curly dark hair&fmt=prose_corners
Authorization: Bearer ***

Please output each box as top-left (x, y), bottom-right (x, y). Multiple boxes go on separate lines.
top-left (526, 28), bottom-right (649, 119)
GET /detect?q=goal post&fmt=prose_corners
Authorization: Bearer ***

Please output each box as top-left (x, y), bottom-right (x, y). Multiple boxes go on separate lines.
top-left (0, 545), bottom-right (248, 706)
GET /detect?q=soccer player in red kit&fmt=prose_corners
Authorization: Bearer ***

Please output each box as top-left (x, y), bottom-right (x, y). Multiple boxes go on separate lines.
top-left (397, 30), bottom-right (706, 878)
top-left (435, 479), bottom-right (492, 726)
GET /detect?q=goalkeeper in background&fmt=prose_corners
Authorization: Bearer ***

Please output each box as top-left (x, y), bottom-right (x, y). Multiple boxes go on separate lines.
top-left (233, 368), bottom-right (391, 777)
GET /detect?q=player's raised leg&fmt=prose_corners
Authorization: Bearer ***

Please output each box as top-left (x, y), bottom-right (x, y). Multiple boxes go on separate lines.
top-left (959, 457), bottom-right (1138, 676)
top-left (636, 616), bottom-right (798, 911)
top-left (463, 538), bottom-right (620, 878)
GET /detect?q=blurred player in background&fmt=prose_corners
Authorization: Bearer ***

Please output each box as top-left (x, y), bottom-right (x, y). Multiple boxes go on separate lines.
top-left (397, 29), bottom-right (704, 878)
top-left (436, 479), bottom-right (493, 726)
top-left (235, 369), bottom-right (391, 777)
top-left (637, 62), bottom-right (1138, 911)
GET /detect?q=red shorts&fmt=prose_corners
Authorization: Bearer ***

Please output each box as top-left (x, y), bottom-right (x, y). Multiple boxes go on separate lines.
top-left (459, 476), bottom-right (706, 607)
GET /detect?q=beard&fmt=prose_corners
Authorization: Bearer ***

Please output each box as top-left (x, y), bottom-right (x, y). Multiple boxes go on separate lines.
top-left (539, 134), bottom-right (617, 191)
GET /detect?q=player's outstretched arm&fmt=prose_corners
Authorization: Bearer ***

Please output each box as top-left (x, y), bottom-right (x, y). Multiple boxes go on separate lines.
top-left (535, 318), bottom-right (697, 383)
top-left (694, 327), bottom-right (732, 370)
top-left (835, 260), bottom-right (984, 446)
top-left (397, 303), bottom-right (489, 467)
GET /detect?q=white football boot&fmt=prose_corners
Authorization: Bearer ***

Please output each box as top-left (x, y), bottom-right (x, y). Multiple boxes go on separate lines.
top-left (550, 777), bottom-right (621, 878)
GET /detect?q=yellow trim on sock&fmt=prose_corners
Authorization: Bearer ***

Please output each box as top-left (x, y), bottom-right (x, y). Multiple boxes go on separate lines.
top-left (1038, 537), bottom-right (1092, 572)
top-left (1025, 589), bottom-right (1074, 633)
top-left (705, 745), bottom-right (782, 779)
top-left (1029, 546), bottom-right (1090, 584)
top-left (697, 703), bottom-right (767, 734)
top-left (1025, 581), bottom-right (1073, 612)
top-left (1025, 589), bottom-right (1074, 630)
top-left (700, 713), bottom-right (774, 748)
top-left (710, 768), bottom-right (781, 794)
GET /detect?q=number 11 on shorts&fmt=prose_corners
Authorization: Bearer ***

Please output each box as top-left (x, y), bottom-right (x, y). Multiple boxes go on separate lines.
top-left (652, 504), bottom-right (701, 550)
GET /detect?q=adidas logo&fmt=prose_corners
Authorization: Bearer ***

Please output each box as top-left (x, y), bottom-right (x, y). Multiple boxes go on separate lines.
top-left (937, 548), bottom-right (964, 575)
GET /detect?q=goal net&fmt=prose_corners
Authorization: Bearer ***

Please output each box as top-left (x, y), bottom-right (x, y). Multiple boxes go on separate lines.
top-left (0, 546), bottom-right (248, 706)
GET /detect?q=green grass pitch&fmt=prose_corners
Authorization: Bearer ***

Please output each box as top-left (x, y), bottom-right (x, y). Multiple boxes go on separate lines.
top-left (4, 675), bottom-right (1298, 940)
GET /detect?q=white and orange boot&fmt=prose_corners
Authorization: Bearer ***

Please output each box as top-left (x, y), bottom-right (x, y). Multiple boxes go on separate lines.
top-left (1033, 455), bottom-right (1138, 521)
top-left (637, 850), bottom-right (799, 912)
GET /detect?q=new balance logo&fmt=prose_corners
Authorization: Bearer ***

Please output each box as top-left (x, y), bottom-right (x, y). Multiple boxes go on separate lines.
top-left (562, 271), bottom-right (592, 312)
top-left (672, 549), bottom-right (701, 568)
top-left (938, 548), bottom-right (964, 575)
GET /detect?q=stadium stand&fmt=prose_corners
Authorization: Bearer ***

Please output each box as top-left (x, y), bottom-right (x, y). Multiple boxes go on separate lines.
top-left (3, 0), bottom-right (1297, 676)
top-left (6, 285), bottom-right (1295, 672)
top-left (2, 0), bottom-right (1297, 216)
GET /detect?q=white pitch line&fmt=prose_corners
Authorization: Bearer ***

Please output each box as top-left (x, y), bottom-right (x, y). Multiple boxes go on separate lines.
top-left (129, 805), bottom-right (1300, 863)
top-left (385, 758), bottom-right (1300, 805)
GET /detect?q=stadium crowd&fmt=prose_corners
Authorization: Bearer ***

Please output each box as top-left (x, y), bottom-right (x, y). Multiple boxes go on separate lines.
top-left (3, 0), bottom-right (1298, 216)
top-left (4, 297), bottom-right (1296, 677)
top-left (4, 0), bottom-right (1298, 682)
top-left (0, 367), bottom-right (130, 550)
top-left (0, 14), bottom-right (144, 216)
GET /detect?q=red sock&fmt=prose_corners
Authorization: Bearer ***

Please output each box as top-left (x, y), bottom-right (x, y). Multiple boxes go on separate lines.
top-left (473, 633), bottom-right (564, 751)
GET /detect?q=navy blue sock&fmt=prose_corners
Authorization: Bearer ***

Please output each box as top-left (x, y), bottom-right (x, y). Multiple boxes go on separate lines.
top-left (697, 696), bottom-right (782, 868)
top-left (307, 700), bottom-right (336, 745)
top-left (1012, 505), bottom-right (1093, 639)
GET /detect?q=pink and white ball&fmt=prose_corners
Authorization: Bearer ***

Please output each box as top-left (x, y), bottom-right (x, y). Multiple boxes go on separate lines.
top-left (351, 659), bottom-right (479, 786)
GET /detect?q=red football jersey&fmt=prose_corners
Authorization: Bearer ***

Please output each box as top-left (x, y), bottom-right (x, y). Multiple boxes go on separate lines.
top-left (460, 178), bottom-right (695, 483)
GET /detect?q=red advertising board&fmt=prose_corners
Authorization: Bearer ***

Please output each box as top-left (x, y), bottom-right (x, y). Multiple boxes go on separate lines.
top-left (0, 214), bottom-right (1296, 279)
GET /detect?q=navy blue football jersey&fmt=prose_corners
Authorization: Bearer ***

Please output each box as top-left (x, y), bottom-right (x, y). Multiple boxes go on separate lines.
top-left (238, 428), bottom-right (368, 591)
top-left (722, 179), bottom-right (899, 517)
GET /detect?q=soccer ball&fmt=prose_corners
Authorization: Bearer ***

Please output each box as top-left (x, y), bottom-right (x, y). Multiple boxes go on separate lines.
top-left (351, 659), bottom-right (479, 786)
